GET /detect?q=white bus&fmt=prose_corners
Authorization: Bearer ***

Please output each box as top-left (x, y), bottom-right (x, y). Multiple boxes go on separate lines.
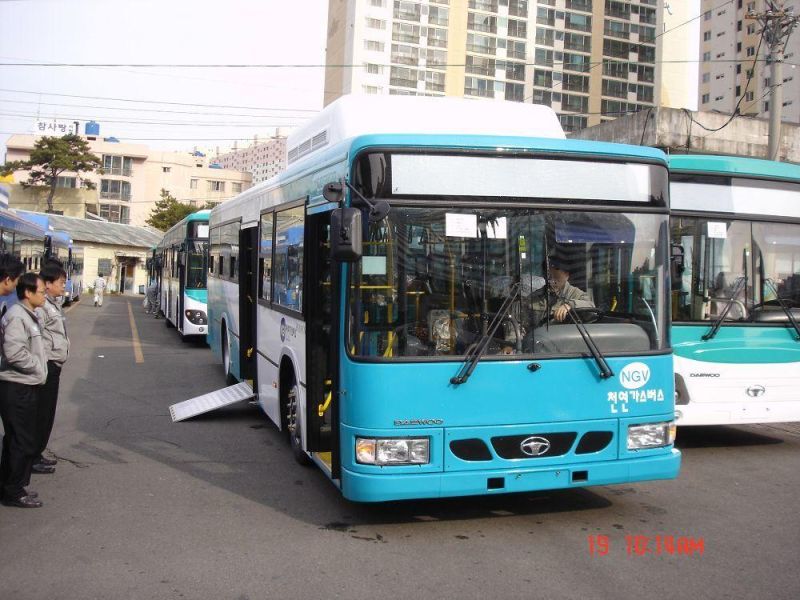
top-left (670, 154), bottom-right (800, 425)
top-left (155, 210), bottom-right (210, 339)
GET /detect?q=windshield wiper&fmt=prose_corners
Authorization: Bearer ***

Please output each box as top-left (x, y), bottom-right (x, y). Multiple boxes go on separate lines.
top-left (451, 282), bottom-right (521, 385)
top-left (702, 276), bottom-right (746, 341)
top-left (762, 279), bottom-right (800, 341)
top-left (564, 306), bottom-right (614, 380)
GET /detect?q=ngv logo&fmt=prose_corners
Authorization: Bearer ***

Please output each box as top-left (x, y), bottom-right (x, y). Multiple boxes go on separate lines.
top-left (620, 362), bottom-right (651, 390)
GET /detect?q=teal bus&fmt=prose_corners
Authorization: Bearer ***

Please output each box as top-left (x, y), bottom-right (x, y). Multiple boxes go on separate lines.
top-left (207, 95), bottom-right (680, 502)
top-left (155, 210), bottom-right (210, 338)
top-left (669, 155), bottom-right (800, 425)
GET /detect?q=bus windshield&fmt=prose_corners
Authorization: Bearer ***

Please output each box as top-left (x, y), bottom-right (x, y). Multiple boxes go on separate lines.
top-left (186, 241), bottom-right (207, 289)
top-left (672, 217), bottom-right (800, 321)
top-left (348, 206), bottom-right (668, 359)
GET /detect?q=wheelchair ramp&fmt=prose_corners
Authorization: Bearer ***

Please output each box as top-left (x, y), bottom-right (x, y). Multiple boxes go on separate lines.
top-left (170, 381), bottom-right (254, 422)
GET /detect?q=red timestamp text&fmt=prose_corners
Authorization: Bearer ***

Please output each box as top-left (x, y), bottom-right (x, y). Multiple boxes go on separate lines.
top-left (587, 534), bottom-right (705, 557)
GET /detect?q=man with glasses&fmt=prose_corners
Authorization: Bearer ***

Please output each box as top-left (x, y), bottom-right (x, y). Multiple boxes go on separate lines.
top-left (0, 273), bottom-right (49, 508)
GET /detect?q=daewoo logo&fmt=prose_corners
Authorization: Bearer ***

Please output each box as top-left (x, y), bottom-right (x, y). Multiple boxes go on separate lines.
top-left (394, 419), bottom-right (444, 426)
top-left (746, 385), bottom-right (766, 398)
top-left (619, 362), bottom-right (651, 390)
top-left (690, 373), bottom-right (720, 378)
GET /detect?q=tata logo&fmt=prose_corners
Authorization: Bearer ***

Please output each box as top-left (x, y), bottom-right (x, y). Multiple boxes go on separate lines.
top-left (620, 362), bottom-right (651, 390)
top-left (746, 385), bottom-right (766, 398)
top-left (520, 436), bottom-right (551, 457)
top-left (280, 317), bottom-right (287, 342)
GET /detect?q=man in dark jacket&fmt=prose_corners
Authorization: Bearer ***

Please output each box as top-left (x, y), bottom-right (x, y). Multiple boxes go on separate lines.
top-left (0, 273), bottom-right (48, 508)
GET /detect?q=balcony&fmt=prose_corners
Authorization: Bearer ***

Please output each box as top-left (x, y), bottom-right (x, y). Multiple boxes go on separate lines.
top-left (465, 87), bottom-right (494, 98)
top-left (390, 78), bottom-right (418, 88)
top-left (467, 44), bottom-right (496, 56)
top-left (101, 167), bottom-right (132, 177)
top-left (99, 191), bottom-right (131, 201)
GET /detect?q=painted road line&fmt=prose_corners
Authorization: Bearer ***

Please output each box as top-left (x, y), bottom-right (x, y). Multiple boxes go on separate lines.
top-left (127, 302), bottom-right (144, 364)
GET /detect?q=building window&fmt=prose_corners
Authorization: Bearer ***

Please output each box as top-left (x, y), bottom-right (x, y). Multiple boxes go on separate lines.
top-left (365, 63), bottom-right (383, 74)
top-left (190, 178), bottom-right (198, 190)
top-left (209, 181), bottom-right (225, 192)
top-left (162, 166), bottom-right (171, 173)
top-left (702, 51), bottom-right (711, 62)
top-left (366, 17), bottom-right (385, 29)
top-left (702, 93), bottom-right (710, 104)
top-left (56, 176), bottom-right (77, 188)
top-left (99, 204), bottom-right (130, 224)
top-left (364, 40), bottom-right (385, 52)
top-left (702, 72), bottom-right (710, 83)
top-left (100, 179), bottom-right (131, 201)
top-left (102, 155), bottom-right (133, 177)
top-left (232, 182), bottom-right (242, 194)
top-left (703, 31), bottom-right (711, 41)
top-left (746, 46), bottom-right (755, 57)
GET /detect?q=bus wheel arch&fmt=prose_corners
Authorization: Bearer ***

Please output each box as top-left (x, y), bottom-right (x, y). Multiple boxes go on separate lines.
top-left (280, 357), bottom-right (311, 466)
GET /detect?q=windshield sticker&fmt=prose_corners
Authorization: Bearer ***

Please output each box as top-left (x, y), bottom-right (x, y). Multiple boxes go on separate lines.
top-left (362, 256), bottom-right (387, 275)
top-left (445, 213), bottom-right (477, 238)
top-left (485, 217), bottom-right (508, 239)
top-left (707, 222), bottom-right (727, 239)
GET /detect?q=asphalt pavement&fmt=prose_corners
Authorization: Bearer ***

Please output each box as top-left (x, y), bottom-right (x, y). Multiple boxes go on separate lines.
top-left (1, 295), bottom-right (799, 600)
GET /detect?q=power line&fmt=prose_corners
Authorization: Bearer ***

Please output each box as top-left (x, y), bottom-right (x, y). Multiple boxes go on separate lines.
top-left (0, 88), bottom-right (320, 112)
top-left (0, 97), bottom-right (313, 119)
top-left (0, 111), bottom-right (307, 128)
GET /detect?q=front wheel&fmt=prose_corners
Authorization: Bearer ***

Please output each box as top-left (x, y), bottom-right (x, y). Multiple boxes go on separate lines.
top-left (285, 379), bottom-right (311, 466)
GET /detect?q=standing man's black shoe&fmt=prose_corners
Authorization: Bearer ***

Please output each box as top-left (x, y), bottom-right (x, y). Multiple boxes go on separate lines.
top-left (36, 456), bottom-right (57, 467)
top-left (31, 463), bottom-right (55, 474)
top-left (2, 494), bottom-right (43, 508)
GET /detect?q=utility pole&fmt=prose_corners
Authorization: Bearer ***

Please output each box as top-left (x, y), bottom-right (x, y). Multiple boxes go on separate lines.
top-left (747, 1), bottom-right (799, 161)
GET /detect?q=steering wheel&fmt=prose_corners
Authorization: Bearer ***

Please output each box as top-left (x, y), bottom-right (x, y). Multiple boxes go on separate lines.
top-left (537, 306), bottom-right (602, 327)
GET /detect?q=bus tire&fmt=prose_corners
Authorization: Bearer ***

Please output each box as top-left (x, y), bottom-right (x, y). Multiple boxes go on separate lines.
top-left (221, 326), bottom-right (235, 384)
top-left (283, 373), bottom-right (311, 466)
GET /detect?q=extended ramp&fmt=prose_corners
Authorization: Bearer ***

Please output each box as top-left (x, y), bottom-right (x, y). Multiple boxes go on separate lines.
top-left (169, 381), bottom-right (254, 422)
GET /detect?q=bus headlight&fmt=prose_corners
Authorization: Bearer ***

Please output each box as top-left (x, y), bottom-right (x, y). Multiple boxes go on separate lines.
top-left (185, 310), bottom-right (207, 325)
top-left (355, 437), bottom-right (430, 465)
top-left (627, 422), bottom-right (676, 450)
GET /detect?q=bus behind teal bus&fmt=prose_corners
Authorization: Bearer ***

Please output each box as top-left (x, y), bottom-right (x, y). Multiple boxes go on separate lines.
top-left (669, 155), bottom-right (800, 425)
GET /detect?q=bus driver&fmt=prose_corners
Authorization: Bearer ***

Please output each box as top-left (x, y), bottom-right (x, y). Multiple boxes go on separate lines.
top-left (531, 254), bottom-right (594, 322)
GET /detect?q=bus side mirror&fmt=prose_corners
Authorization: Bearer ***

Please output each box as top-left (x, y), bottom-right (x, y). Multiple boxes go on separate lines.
top-left (330, 208), bottom-right (362, 263)
top-left (670, 244), bottom-right (685, 290)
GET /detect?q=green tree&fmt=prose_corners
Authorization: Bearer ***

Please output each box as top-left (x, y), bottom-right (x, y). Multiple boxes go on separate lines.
top-left (146, 189), bottom-right (213, 230)
top-left (1, 134), bottom-right (102, 213)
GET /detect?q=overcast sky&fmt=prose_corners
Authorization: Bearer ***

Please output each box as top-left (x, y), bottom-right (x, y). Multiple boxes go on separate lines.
top-left (0, 0), bottom-right (329, 155)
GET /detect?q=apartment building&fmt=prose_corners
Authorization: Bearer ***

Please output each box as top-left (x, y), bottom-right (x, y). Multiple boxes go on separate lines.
top-left (3, 128), bottom-right (252, 227)
top-left (324, 0), bottom-right (664, 132)
top-left (699, 0), bottom-right (799, 123)
top-left (213, 136), bottom-right (288, 184)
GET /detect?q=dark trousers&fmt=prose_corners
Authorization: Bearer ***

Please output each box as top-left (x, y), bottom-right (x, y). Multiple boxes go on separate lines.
top-left (36, 361), bottom-right (62, 461)
top-left (0, 381), bottom-right (40, 500)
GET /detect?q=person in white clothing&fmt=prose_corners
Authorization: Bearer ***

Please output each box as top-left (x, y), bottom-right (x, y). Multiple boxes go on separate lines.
top-left (93, 273), bottom-right (107, 307)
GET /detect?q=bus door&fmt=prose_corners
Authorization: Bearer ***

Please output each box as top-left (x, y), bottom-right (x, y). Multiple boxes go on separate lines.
top-left (177, 245), bottom-right (186, 332)
top-left (238, 225), bottom-right (258, 383)
top-left (305, 211), bottom-right (338, 475)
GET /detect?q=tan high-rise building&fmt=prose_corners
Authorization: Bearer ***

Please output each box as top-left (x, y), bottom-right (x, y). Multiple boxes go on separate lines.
top-left (698, 0), bottom-right (799, 123)
top-left (324, 0), bottom-right (665, 132)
